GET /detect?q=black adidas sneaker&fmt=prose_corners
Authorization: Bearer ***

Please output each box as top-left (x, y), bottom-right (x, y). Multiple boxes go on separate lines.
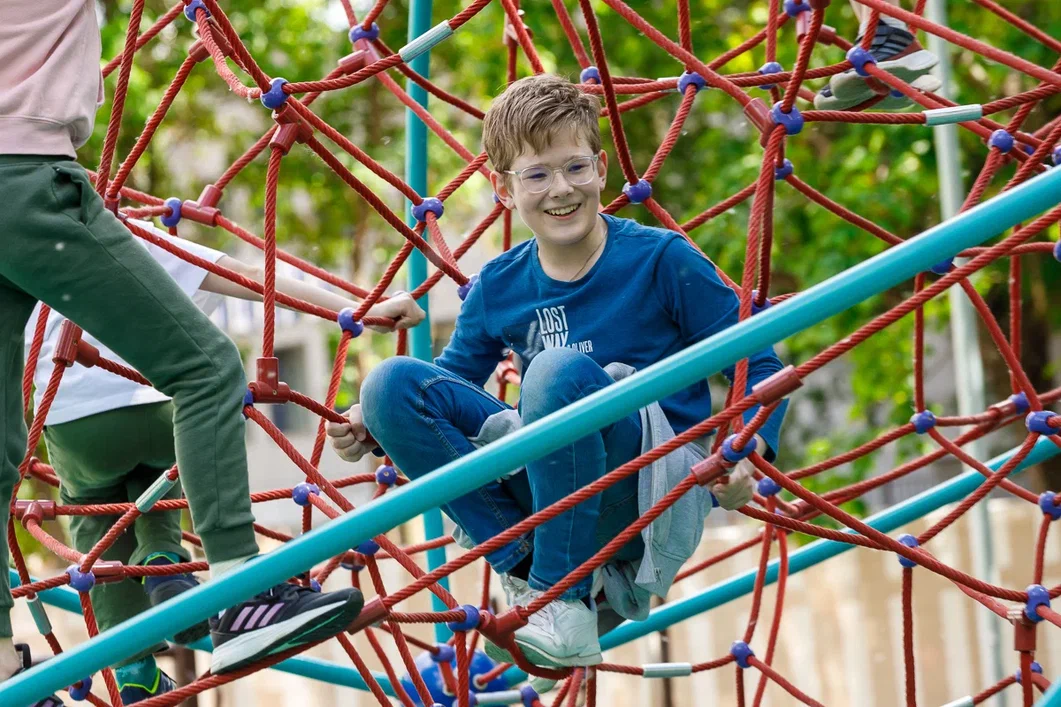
top-left (209, 582), bottom-right (363, 674)
top-left (12, 644), bottom-right (65, 707)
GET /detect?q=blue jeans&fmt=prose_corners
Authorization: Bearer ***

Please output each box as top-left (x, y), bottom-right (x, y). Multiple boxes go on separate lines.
top-left (361, 348), bottom-right (644, 599)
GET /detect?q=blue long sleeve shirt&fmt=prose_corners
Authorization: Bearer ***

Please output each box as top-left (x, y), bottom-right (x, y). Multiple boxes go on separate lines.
top-left (435, 214), bottom-right (789, 458)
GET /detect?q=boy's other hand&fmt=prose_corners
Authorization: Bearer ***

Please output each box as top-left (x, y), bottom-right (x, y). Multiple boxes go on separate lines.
top-left (367, 292), bottom-right (426, 333)
top-left (710, 435), bottom-right (763, 511)
top-left (327, 404), bottom-right (374, 462)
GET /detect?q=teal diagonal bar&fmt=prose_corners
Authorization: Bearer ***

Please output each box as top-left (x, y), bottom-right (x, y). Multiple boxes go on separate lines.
top-left (2, 163), bottom-right (1059, 705)
top-left (503, 434), bottom-right (1060, 684)
top-left (1036, 675), bottom-right (1061, 706)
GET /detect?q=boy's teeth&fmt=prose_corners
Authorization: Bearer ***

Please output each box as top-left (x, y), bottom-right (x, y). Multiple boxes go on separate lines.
top-left (546, 204), bottom-right (579, 216)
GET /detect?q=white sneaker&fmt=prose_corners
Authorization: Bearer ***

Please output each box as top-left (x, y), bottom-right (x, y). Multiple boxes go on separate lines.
top-left (498, 572), bottom-right (533, 609)
top-left (513, 592), bottom-right (602, 668)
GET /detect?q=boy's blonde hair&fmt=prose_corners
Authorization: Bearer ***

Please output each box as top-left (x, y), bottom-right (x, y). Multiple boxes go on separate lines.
top-left (482, 74), bottom-right (602, 173)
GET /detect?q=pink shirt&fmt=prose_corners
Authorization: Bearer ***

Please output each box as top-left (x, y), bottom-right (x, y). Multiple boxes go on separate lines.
top-left (0, 0), bottom-right (104, 157)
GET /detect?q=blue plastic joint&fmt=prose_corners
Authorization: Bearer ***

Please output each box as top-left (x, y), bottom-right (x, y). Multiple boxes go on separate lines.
top-left (357, 539), bottom-right (380, 556)
top-left (720, 434), bottom-right (757, 464)
top-left (730, 640), bottom-right (754, 669)
top-left (160, 197), bottom-right (183, 228)
top-left (1053, 146), bottom-right (1061, 166)
top-left (758, 62), bottom-right (783, 91)
top-left (929, 257), bottom-right (954, 275)
top-left (989, 129), bottom-right (1015, 154)
top-left (241, 388), bottom-right (255, 411)
top-left (1026, 410), bottom-right (1057, 436)
top-left (309, 579), bottom-right (321, 592)
top-left (623, 179), bottom-right (653, 204)
top-left (260, 78), bottom-right (289, 110)
top-left (757, 477), bottom-right (782, 497)
top-left (751, 290), bottom-right (773, 314)
top-left (910, 410), bottom-right (936, 434)
top-left (65, 566), bottom-right (95, 593)
top-left (337, 308), bottom-right (364, 337)
top-left (1015, 661), bottom-right (1043, 682)
top-left (773, 159), bottom-right (794, 181)
top-left (458, 273), bottom-right (479, 301)
top-left (1024, 584), bottom-right (1050, 623)
top-left (1053, 240), bottom-right (1061, 263)
top-left (520, 684), bottom-right (540, 707)
top-left (890, 89), bottom-right (905, 98)
top-left (446, 604), bottom-right (481, 632)
top-left (580, 66), bottom-right (601, 84)
top-left (846, 46), bottom-right (878, 77)
top-left (431, 644), bottom-right (456, 664)
top-left (375, 465), bottom-right (398, 486)
top-left (770, 102), bottom-right (804, 135)
top-left (897, 534), bottom-right (919, 568)
top-left (1010, 392), bottom-right (1031, 414)
top-left (783, 0), bottom-right (810, 17)
top-left (412, 197), bottom-right (444, 222)
top-left (678, 71), bottom-right (707, 95)
top-left (292, 482), bottom-right (320, 507)
top-left (183, 0), bottom-right (210, 22)
top-left (67, 677), bottom-right (92, 701)
top-left (1039, 491), bottom-right (1061, 521)
top-left (349, 22), bottom-right (380, 44)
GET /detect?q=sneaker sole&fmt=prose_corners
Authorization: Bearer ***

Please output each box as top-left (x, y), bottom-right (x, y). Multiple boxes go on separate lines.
top-left (513, 636), bottom-right (602, 669)
top-left (814, 70), bottom-right (941, 111)
top-left (211, 591), bottom-right (364, 674)
top-left (483, 638), bottom-right (515, 665)
top-left (830, 49), bottom-right (939, 104)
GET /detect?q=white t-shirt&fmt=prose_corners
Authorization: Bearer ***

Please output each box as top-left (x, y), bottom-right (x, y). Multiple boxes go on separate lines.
top-left (24, 221), bottom-right (226, 426)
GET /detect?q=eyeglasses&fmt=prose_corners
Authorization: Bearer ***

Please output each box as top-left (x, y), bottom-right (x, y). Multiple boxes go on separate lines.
top-left (503, 155), bottom-right (600, 194)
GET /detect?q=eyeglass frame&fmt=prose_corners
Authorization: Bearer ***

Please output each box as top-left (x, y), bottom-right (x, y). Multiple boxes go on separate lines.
top-left (501, 154), bottom-right (601, 194)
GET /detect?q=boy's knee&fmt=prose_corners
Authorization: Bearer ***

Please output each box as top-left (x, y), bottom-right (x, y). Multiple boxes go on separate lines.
top-left (210, 336), bottom-right (246, 394)
top-left (361, 356), bottom-right (434, 426)
top-left (521, 348), bottom-right (602, 414)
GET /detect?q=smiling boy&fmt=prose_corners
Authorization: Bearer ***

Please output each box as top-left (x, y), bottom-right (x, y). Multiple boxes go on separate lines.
top-left (327, 74), bottom-right (789, 669)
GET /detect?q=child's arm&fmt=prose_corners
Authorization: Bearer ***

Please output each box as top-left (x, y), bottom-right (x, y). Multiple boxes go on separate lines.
top-left (201, 255), bottom-right (425, 332)
top-left (655, 237), bottom-right (789, 460)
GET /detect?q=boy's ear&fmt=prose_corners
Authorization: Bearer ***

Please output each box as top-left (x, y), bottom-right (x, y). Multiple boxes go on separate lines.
top-left (489, 170), bottom-right (515, 210)
top-left (597, 149), bottom-right (608, 188)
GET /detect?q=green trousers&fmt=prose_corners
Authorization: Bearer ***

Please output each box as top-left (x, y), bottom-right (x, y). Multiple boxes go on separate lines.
top-left (0, 155), bottom-right (259, 639)
top-left (47, 401), bottom-right (188, 662)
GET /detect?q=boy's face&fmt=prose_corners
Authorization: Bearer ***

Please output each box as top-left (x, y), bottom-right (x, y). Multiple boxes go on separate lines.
top-left (490, 129), bottom-right (607, 251)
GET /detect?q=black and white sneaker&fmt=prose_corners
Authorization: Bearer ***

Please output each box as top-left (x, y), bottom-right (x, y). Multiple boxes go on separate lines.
top-left (12, 644), bottom-right (66, 706)
top-left (209, 582), bottom-right (364, 674)
top-left (815, 23), bottom-right (939, 111)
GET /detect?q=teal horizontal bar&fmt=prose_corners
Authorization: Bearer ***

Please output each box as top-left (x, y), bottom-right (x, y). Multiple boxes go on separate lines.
top-left (3, 164), bottom-right (1059, 705)
top-left (504, 434), bottom-right (1060, 684)
top-left (1037, 676), bottom-right (1061, 706)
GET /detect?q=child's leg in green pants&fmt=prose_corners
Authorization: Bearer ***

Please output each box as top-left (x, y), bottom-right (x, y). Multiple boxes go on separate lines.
top-left (46, 401), bottom-right (188, 662)
top-left (0, 156), bottom-right (259, 639)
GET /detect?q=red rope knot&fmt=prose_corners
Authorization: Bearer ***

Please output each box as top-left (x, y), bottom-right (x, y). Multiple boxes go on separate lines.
top-left (15, 500), bottom-right (56, 526)
top-left (742, 98), bottom-right (774, 147)
top-left (474, 607), bottom-right (527, 646)
top-left (196, 184), bottom-right (223, 210)
top-left (90, 561), bottom-right (126, 585)
top-left (51, 327), bottom-right (103, 372)
top-left (249, 357), bottom-right (291, 403)
top-left (337, 49), bottom-right (369, 75)
top-left (103, 197), bottom-right (121, 216)
top-left (495, 359), bottom-right (521, 387)
top-left (751, 365), bottom-right (803, 406)
top-left (270, 103), bottom-right (314, 156)
top-left (1013, 615), bottom-right (1037, 653)
top-left (691, 453), bottom-right (732, 487)
top-left (346, 597), bottom-right (389, 634)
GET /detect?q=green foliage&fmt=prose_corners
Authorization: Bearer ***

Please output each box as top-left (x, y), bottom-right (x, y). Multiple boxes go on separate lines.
top-left (90, 0), bottom-right (1061, 519)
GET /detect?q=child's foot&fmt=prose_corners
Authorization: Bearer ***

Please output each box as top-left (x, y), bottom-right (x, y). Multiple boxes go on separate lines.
top-left (11, 644), bottom-right (66, 706)
top-left (498, 572), bottom-right (533, 609)
top-left (814, 23), bottom-right (939, 111)
top-left (118, 667), bottom-right (175, 704)
top-left (209, 582), bottom-right (364, 674)
top-left (142, 554), bottom-right (210, 645)
top-left (483, 589), bottom-right (601, 669)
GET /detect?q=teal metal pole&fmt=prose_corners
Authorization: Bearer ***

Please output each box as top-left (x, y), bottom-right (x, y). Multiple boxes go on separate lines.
top-left (404, 0), bottom-right (452, 644)
top-left (3, 167), bottom-right (1059, 705)
top-left (503, 434), bottom-right (1061, 683)
top-left (1036, 677), bottom-right (1061, 706)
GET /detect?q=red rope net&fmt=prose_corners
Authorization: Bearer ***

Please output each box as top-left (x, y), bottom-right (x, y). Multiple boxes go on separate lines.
top-left (13, 0), bottom-right (1061, 705)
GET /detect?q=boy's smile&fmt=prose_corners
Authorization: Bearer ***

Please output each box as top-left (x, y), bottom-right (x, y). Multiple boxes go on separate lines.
top-left (491, 129), bottom-right (609, 278)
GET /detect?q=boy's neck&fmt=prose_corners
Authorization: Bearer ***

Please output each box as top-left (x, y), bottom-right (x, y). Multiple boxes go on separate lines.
top-left (536, 214), bottom-right (608, 282)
